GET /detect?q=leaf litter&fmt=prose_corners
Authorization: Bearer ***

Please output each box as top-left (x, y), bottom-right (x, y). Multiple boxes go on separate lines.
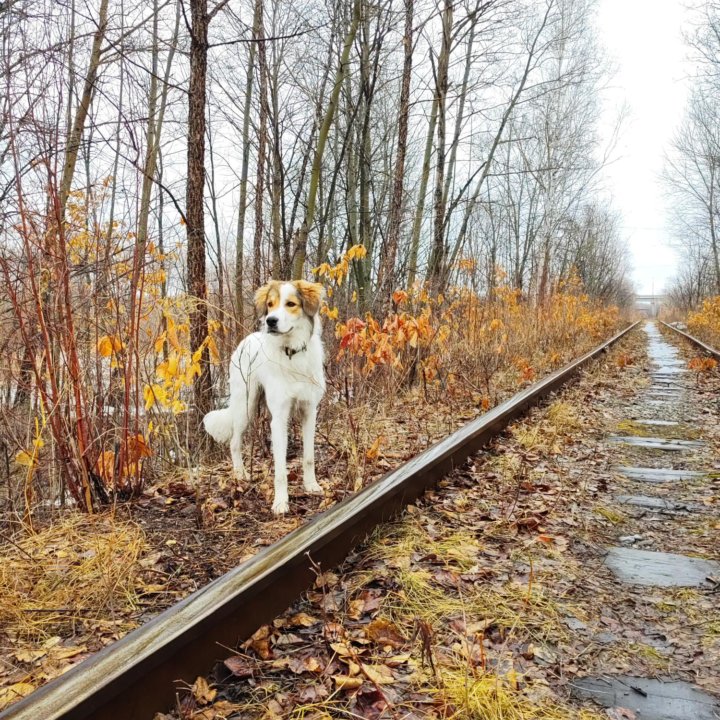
top-left (0, 329), bottom-right (622, 710)
top-left (164, 328), bottom-right (720, 719)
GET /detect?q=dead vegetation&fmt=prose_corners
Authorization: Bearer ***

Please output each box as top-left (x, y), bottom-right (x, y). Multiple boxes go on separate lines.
top-left (159, 327), bottom-right (720, 720)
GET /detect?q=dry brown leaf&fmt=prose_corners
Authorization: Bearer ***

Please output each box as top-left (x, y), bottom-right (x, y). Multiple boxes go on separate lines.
top-left (329, 641), bottom-right (354, 657)
top-left (366, 618), bottom-right (406, 648)
top-left (244, 625), bottom-right (273, 659)
top-left (48, 645), bottom-right (86, 662)
top-left (287, 612), bottom-right (319, 627)
top-left (333, 675), bottom-right (364, 690)
top-left (191, 676), bottom-right (217, 705)
top-left (191, 701), bottom-right (243, 720)
top-left (347, 599), bottom-right (366, 620)
top-left (314, 571), bottom-right (339, 588)
top-left (384, 653), bottom-right (412, 667)
top-left (361, 663), bottom-right (396, 685)
top-left (0, 682), bottom-right (35, 710)
top-left (13, 647), bottom-right (48, 664)
top-left (223, 655), bottom-right (255, 678)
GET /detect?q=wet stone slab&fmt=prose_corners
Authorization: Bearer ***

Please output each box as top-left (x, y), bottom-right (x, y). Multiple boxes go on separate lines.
top-left (649, 378), bottom-right (687, 386)
top-left (617, 467), bottom-right (706, 482)
top-left (615, 495), bottom-right (692, 512)
top-left (571, 676), bottom-right (720, 720)
top-left (633, 419), bottom-right (680, 426)
top-left (609, 436), bottom-right (705, 451)
top-left (604, 547), bottom-right (720, 587)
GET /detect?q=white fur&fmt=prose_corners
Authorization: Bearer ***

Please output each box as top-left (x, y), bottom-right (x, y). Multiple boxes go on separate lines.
top-left (203, 282), bottom-right (325, 514)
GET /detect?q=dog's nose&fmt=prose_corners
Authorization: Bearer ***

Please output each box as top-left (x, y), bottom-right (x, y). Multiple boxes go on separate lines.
top-left (266, 316), bottom-right (278, 329)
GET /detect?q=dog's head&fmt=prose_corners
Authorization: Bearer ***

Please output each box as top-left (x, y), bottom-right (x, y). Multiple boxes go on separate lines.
top-left (254, 280), bottom-right (325, 338)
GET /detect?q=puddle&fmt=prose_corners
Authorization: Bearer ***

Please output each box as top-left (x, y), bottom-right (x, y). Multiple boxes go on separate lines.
top-left (571, 676), bottom-right (720, 720)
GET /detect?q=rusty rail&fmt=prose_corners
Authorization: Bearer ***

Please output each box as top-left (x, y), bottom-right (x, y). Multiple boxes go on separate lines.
top-left (0, 321), bottom-right (640, 720)
top-left (659, 321), bottom-right (720, 361)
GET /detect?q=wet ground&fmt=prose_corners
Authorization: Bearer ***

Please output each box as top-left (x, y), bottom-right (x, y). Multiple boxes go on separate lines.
top-left (165, 321), bottom-right (720, 720)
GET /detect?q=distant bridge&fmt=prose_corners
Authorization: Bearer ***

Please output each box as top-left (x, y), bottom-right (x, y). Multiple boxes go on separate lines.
top-left (634, 294), bottom-right (666, 318)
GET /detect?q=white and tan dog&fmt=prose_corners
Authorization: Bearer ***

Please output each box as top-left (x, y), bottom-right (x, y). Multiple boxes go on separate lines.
top-left (203, 280), bottom-right (326, 514)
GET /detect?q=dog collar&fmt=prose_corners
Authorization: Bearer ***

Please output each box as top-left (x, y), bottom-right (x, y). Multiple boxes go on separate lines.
top-left (284, 343), bottom-right (307, 359)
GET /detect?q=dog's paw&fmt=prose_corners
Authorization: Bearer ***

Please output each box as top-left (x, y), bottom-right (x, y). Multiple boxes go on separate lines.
top-left (272, 496), bottom-right (290, 515)
top-left (303, 480), bottom-right (324, 496)
top-left (233, 466), bottom-right (248, 482)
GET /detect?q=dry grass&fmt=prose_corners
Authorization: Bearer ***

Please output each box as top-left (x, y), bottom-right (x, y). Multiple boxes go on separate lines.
top-left (438, 670), bottom-right (603, 720)
top-left (0, 514), bottom-right (149, 640)
top-left (510, 400), bottom-right (584, 453)
top-left (365, 524), bottom-right (572, 639)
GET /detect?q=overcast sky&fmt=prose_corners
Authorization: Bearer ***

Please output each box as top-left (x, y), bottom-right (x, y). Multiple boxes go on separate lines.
top-left (596, 0), bottom-right (697, 295)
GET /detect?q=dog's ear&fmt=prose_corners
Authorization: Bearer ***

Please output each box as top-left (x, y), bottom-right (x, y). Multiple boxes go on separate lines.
top-left (254, 283), bottom-right (272, 316)
top-left (294, 281), bottom-right (325, 316)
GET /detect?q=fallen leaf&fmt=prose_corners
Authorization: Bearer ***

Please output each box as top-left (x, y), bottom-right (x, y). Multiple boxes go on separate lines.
top-left (366, 619), bottom-right (406, 648)
top-left (361, 663), bottom-right (396, 685)
top-left (288, 612), bottom-right (320, 628)
top-left (191, 676), bottom-right (217, 706)
top-left (223, 655), bottom-right (255, 678)
top-left (333, 675), bottom-right (364, 690)
top-left (244, 625), bottom-right (273, 659)
top-left (0, 682), bottom-right (35, 710)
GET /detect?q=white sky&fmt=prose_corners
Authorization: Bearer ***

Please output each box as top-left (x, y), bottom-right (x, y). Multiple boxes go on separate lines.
top-left (596, 0), bottom-right (696, 295)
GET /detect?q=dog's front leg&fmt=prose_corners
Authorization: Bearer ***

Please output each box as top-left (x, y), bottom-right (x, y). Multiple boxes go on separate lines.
top-left (301, 402), bottom-right (323, 495)
top-left (270, 403), bottom-right (291, 514)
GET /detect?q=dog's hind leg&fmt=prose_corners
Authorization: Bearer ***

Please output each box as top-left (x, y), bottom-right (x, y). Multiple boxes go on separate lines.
top-left (269, 401), bottom-right (291, 514)
top-left (301, 402), bottom-right (323, 495)
top-left (229, 385), bottom-right (258, 481)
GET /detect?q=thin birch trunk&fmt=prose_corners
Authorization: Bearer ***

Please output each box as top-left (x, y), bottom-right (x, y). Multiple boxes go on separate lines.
top-left (378, 0), bottom-right (413, 302)
top-left (292, 0), bottom-right (361, 279)
top-left (234, 13), bottom-right (258, 330)
top-left (408, 86), bottom-right (439, 288)
top-left (426, 0), bottom-right (453, 289)
top-left (252, 0), bottom-right (267, 287)
top-left (59, 0), bottom-right (108, 214)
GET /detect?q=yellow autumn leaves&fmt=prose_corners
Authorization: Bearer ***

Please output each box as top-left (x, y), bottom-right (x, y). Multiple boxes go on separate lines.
top-left (143, 316), bottom-right (220, 415)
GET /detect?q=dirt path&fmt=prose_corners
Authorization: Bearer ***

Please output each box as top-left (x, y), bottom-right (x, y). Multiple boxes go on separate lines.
top-left (160, 323), bottom-right (720, 719)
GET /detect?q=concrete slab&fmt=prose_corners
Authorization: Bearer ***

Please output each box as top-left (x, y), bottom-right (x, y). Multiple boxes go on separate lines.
top-left (604, 547), bottom-right (720, 587)
top-left (609, 436), bottom-right (704, 451)
top-left (571, 676), bottom-right (720, 720)
top-left (617, 467), bottom-right (706, 482)
top-left (615, 495), bottom-right (692, 511)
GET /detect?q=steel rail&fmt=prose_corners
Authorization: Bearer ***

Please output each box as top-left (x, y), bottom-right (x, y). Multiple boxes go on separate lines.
top-left (0, 321), bottom-right (640, 720)
top-left (659, 320), bottom-right (720, 361)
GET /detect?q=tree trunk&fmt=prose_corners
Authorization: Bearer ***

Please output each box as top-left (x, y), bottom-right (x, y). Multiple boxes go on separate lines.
top-left (426, 0), bottom-right (453, 290)
top-left (408, 86), bottom-right (439, 288)
top-left (59, 0), bottom-right (108, 214)
top-left (234, 17), bottom-right (258, 330)
top-left (253, 0), bottom-right (268, 287)
top-left (292, 0), bottom-right (361, 279)
top-left (377, 0), bottom-right (413, 303)
top-left (187, 0), bottom-right (212, 419)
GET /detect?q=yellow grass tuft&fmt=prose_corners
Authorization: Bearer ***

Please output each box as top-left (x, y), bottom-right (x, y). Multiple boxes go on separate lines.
top-left (439, 669), bottom-right (604, 719)
top-left (0, 513), bottom-right (149, 640)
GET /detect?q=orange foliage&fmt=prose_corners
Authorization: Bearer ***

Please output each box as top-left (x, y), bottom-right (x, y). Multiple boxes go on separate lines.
top-left (688, 356), bottom-right (718, 374)
top-left (322, 262), bottom-right (619, 408)
top-left (687, 296), bottom-right (720, 348)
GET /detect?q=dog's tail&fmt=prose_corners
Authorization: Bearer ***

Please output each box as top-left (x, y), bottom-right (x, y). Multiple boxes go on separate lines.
top-left (203, 408), bottom-right (234, 444)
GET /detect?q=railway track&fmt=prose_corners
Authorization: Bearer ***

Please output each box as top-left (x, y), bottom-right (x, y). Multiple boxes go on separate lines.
top-left (3, 319), bottom-right (720, 720)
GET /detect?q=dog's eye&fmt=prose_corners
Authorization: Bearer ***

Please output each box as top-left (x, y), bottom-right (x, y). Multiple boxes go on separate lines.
top-left (286, 301), bottom-right (297, 308)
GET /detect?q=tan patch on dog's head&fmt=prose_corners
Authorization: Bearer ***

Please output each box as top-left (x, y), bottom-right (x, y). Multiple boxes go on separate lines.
top-left (292, 281), bottom-right (325, 317)
top-left (254, 281), bottom-right (281, 315)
